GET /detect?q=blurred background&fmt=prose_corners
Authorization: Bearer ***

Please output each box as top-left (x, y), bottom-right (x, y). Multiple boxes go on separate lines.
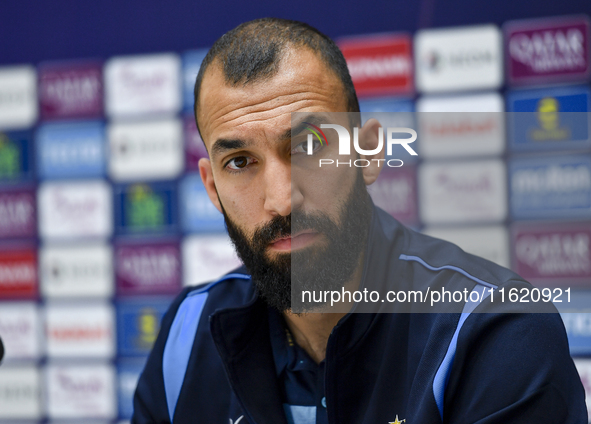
top-left (0, 0), bottom-right (590, 422)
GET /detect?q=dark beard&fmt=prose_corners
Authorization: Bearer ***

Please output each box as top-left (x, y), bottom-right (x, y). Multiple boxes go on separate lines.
top-left (222, 170), bottom-right (373, 312)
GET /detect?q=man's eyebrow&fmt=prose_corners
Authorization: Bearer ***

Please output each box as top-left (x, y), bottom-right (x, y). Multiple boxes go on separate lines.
top-left (285, 115), bottom-right (327, 141)
top-left (211, 138), bottom-right (248, 158)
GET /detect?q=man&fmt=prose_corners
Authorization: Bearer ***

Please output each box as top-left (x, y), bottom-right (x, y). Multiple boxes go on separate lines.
top-left (133, 18), bottom-right (587, 424)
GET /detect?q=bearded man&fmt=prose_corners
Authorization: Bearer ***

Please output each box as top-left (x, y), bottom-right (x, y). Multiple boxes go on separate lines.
top-left (132, 18), bottom-right (587, 424)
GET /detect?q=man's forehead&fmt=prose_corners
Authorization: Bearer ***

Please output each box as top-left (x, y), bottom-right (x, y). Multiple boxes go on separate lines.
top-left (196, 47), bottom-right (348, 150)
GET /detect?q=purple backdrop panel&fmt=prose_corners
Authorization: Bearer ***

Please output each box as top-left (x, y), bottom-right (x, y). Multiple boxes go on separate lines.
top-left (184, 114), bottom-right (208, 171)
top-left (0, 187), bottom-right (36, 238)
top-left (506, 16), bottom-right (591, 85)
top-left (115, 239), bottom-right (182, 296)
top-left (38, 61), bottom-right (103, 120)
top-left (512, 221), bottom-right (591, 287)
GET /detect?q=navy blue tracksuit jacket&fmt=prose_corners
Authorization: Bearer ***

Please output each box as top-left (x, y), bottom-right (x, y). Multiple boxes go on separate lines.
top-left (132, 206), bottom-right (588, 423)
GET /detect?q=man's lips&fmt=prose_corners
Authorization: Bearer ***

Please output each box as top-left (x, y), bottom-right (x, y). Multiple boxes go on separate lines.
top-left (270, 230), bottom-right (319, 251)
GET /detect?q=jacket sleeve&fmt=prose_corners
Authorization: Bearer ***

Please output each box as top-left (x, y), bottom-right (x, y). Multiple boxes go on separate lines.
top-left (132, 287), bottom-right (193, 424)
top-left (444, 308), bottom-right (588, 424)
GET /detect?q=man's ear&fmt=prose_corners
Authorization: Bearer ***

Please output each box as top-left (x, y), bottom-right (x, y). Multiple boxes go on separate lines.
top-left (198, 158), bottom-right (223, 213)
top-left (358, 118), bottom-right (385, 186)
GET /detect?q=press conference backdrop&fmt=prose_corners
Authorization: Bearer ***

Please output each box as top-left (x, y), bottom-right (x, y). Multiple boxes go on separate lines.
top-left (0, 12), bottom-right (591, 423)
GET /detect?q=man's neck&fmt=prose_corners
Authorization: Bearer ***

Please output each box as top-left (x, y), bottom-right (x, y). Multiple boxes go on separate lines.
top-left (282, 311), bottom-right (346, 363)
top-left (281, 254), bottom-right (364, 363)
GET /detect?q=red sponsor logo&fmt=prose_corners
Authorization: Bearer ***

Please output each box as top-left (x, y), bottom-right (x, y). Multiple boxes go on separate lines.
top-left (49, 326), bottom-right (111, 341)
top-left (0, 249), bottom-right (37, 298)
top-left (436, 173), bottom-right (492, 193)
top-left (427, 118), bottom-right (498, 137)
top-left (339, 34), bottom-right (413, 97)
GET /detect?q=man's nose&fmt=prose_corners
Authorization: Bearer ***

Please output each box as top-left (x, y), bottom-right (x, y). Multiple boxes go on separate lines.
top-left (263, 158), bottom-right (292, 217)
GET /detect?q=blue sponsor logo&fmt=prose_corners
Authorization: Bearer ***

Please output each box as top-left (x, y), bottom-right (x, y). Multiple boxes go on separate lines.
top-left (182, 49), bottom-right (208, 112)
top-left (114, 182), bottom-right (178, 235)
top-left (507, 86), bottom-right (591, 152)
top-left (510, 155), bottom-right (591, 220)
top-left (36, 121), bottom-right (105, 179)
top-left (561, 313), bottom-right (591, 356)
top-left (118, 357), bottom-right (147, 419)
top-left (0, 130), bottom-right (33, 182)
top-left (180, 174), bottom-right (226, 233)
top-left (116, 299), bottom-right (172, 357)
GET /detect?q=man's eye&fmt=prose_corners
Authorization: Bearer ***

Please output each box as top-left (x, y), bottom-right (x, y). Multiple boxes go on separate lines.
top-left (291, 139), bottom-right (321, 154)
top-left (226, 156), bottom-right (254, 170)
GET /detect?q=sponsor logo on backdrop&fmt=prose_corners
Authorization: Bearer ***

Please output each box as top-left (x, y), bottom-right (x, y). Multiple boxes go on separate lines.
top-left (513, 223), bottom-right (591, 286)
top-left (510, 155), bottom-right (591, 219)
top-left (415, 25), bottom-right (503, 93)
top-left (367, 166), bottom-right (418, 225)
top-left (0, 303), bottom-right (40, 360)
top-left (338, 34), bottom-right (413, 96)
top-left (416, 93), bottom-right (505, 158)
top-left (182, 49), bottom-right (208, 111)
top-left (180, 174), bottom-right (225, 232)
top-left (0, 248), bottom-right (37, 298)
top-left (46, 364), bottom-right (116, 419)
top-left (184, 114), bottom-right (208, 171)
top-left (0, 131), bottom-right (32, 181)
top-left (117, 300), bottom-right (170, 355)
top-left (40, 244), bottom-right (113, 298)
top-left (507, 85), bottom-right (590, 152)
top-left (302, 121), bottom-right (417, 168)
top-left (38, 62), bottom-right (103, 119)
top-left (117, 359), bottom-right (146, 419)
top-left (506, 16), bottom-right (590, 85)
top-left (37, 121), bottom-right (106, 179)
top-left (0, 366), bottom-right (41, 419)
top-left (115, 182), bottom-right (177, 235)
top-left (126, 185), bottom-right (164, 228)
top-left (563, 314), bottom-right (591, 356)
top-left (419, 160), bottom-right (507, 225)
top-left (0, 66), bottom-right (38, 129)
top-left (0, 188), bottom-right (36, 238)
top-left (424, 226), bottom-right (510, 268)
top-left (108, 119), bottom-right (183, 181)
top-left (45, 302), bottom-right (115, 358)
top-left (573, 358), bottom-right (591, 421)
top-left (0, 134), bottom-right (20, 179)
top-left (105, 54), bottom-right (181, 118)
top-left (182, 235), bottom-right (241, 286)
top-left (39, 180), bottom-right (113, 239)
top-left (115, 240), bottom-right (181, 295)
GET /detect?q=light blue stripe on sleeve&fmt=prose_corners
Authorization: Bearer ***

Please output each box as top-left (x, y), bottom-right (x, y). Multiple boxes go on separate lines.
top-left (162, 273), bottom-right (250, 422)
top-left (163, 291), bottom-right (209, 422)
top-left (432, 285), bottom-right (491, 419)
top-left (399, 254), bottom-right (497, 289)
